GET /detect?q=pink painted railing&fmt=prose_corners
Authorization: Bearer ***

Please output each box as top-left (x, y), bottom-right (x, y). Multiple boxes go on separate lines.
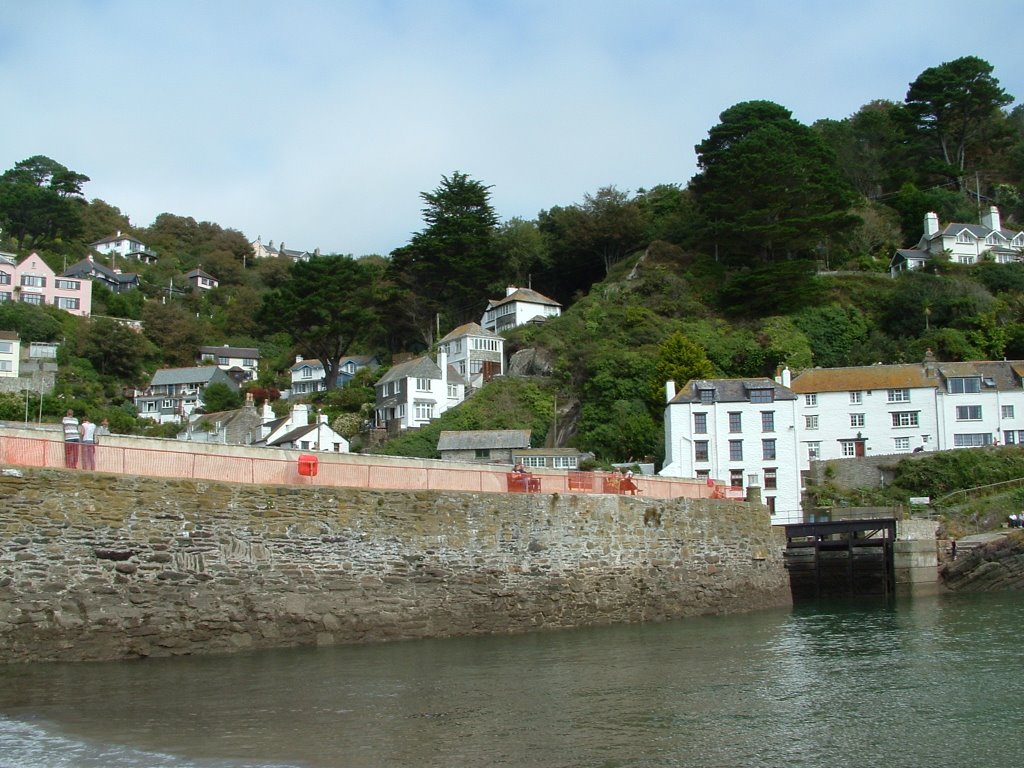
top-left (0, 435), bottom-right (725, 501)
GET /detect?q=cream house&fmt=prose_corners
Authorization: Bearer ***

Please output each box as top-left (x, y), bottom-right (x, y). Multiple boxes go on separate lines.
top-left (890, 207), bottom-right (1024, 275)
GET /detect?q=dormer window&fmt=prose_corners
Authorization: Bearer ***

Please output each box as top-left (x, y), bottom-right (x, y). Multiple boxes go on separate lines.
top-left (956, 231), bottom-right (974, 244)
top-left (698, 387), bottom-right (715, 405)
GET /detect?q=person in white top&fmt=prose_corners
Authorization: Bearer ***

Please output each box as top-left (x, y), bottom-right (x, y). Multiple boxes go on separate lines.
top-left (62, 409), bottom-right (80, 468)
top-left (79, 415), bottom-right (97, 470)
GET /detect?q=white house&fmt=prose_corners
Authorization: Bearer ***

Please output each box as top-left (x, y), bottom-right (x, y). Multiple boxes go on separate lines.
top-left (184, 268), bottom-right (218, 291)
top-left (374, 352), bottom-right (466, 431)
top-left (134, 366), bottom-right (239, 424)
top-left (890, 207), bottom-right (1024, 275)
top-left (90, 231), bottom-right (157, 263)
top-left (256, 402), bottom-right (349, 452)
top-left (481, 286), bottom-right (562, 334)
top-left (931, 360), bottom-right (1024, 448)
top-left (198, 345), bottom-right (260, 383)
top-left (0, 330), bottom-right (19, 378)
top-left (437, 322), bottom-right (504, 390)
top-left (250, 238), bottom-right (314, 262)
top-left (289, 354), bottom-right (379, 397)
top-left (660, 377), bottom-right (802, 523)
top-left (788, 364), bottom-right (940, 462)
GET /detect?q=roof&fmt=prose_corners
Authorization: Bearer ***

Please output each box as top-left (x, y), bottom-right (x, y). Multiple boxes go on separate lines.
top-left (62, 258), bottom-right (139, 285)
top-left (150, 366), bottom-right (235, 387)
top-left (790, 364), bottom-right (934, 394)
top-left (437, 429), bottom-right (531, 451)
top-left (486, 287), bottom-right (561, 310)
top-left (670, 378), bottom-right (797, 404)
top-left (90, 233), bottom-right (145, 246)
top-left (268, 421), bottom-right (345, 447)
top-left (0, 330), bottom-right (19, 341)
top-left (439, 322), bottom-right (501, 343)
top-left (935, 360), bottom-right (1024, 392)
top-left (184, 268), bottom-right (217, 280)
top-left (200, 345), bottom-right (260, 358)
top-left (290, 354), bottom-right (377, 372)
top-left (376, 355), bottom-right (441, 385)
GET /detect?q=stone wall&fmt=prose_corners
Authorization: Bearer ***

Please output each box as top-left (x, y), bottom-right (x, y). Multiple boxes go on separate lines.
top-left (0, 467), bottom-right (790, 664)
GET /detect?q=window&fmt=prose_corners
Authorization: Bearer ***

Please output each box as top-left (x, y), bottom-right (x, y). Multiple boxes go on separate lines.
top-left (699, 388), bottom-right (715, 405)
top-left (695, 441), bottom-right (709, 462)
top-left (948, 377), bottom-right (981, 394)
top-left (20, 293), bottom-right (42, 305)
top-left (849, 391), bottom-right (863, 404)
top-left (807, 442), bottom-right (821, 461)
top-left (805, 414), bottom-right (819, 430)
top-left (761, 411), bottom-right (775, 432)
top-left (728, 412), bottom-right (742, 432)
top-left (695, 469), bottom-right (710, 483)
top-left (764, 468), bottom-right (777, 489)
top-left (766, 496), bottom-right (776, 515)
top-left (891, 411), bottom-right (919, 427)
top-left (0, 341), bottom-right (10, 353)
top-left (694, 413), bottom-right (707, 433)
top-left (762, 439), bottom-right (776, 460)
top-left (850, 413), bottom-right (865, 428)
top-left (475, 449), bottom-right (490, 459)
top-left (414, 401), bottom-right (433, 420)
top-left (0, 271), bottom-right (10, 285)
top-left (447, 384), bottom-right (458, 398)
top-left (162, 399), bottom-right (173, 409)
top-left (1002, 405), bottom-right (1015, 419)
top-left (523, 456), bottom-right (545, 468)
top-left (840, 440), bottom-right (857, 457)
top-left (729, 440), bottom-right (743, 461)
top-left (54, 278), bottom-right (79, 290)
top-left (956, 405), bottom-right (982, 421)
top-left (0, 360), bottom-right (11, 371)
top-left (244, 358), bottom-right (257, 367)
top-left (954, 433), bottom-right (992, 447)
top-left (415, 377), bottom-right (431, 392)
top-left (472, 338), bottom-right (500, 352)
top-left (749, 388), bottom-right (774, 403)
top-left (729, 469), bottom-right (744, 488)
top-left (0, 292), bottom-right (8, 302)
top-left (888, 388), bottom-right (910, 402)
top-left (55, 297), bottom-right (79, 310)
top-left (217, 356), bottom-right (230, 365)
top-left (805, 393), bottom-right (817, 406)
top-left (956, 231), bottom-right (974, 244)
top-left (894, 437), bottom-right (910, 451)
top-left (552, 456), bottom-right (578, 469)
top-left (21, 275), bottom-right (45, 287)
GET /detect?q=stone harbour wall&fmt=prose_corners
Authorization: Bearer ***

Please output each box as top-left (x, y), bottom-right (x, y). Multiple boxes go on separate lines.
top-left (0, 467), bottom-right (790, 664)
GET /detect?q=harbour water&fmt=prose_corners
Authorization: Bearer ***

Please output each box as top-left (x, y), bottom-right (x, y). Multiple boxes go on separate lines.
top-left (1, 591), bottom-right (1022, 768)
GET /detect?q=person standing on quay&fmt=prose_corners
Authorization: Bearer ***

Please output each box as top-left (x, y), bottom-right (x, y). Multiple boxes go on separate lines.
top-left (62, 409), bottom-right (80, 468)
top-left (79, 415), bottom-right (97, 470)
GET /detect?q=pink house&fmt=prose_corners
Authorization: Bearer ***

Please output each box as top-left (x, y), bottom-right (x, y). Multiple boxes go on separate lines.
top-left (0, 252), bottom-right (92, 317)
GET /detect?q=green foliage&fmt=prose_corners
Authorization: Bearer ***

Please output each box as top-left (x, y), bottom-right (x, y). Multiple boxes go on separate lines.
top-left (0, 156), bottom-right (88, 251)
top-left (0, 302), bottom-right (63, 342)
top-left (200, 382), bottom-right (243, 413)
top-left (650, 332), bottom-right (714, 407)
top-left (574, 398), bottom-right (660, 463)
top-left (716, 260), bottom-right (824, 317)
top-left (77, 317), bottom-right (150, 381)
top-left (893, 447), bottom-right (1024, 498)
top-left (793, 304), bottom-right (871, 368)
top-left (259, 255), bottom-right (383, 389)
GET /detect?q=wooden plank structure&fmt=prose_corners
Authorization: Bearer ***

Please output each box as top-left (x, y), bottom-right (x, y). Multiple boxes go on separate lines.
top-left (783, 518), bottom-right (897, 600)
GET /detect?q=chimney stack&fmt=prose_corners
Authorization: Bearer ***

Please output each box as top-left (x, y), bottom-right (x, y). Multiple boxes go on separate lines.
top-left (923, 212), bottom-right (939, 237)
top-left (981, 206), bottom-right (1001, 232)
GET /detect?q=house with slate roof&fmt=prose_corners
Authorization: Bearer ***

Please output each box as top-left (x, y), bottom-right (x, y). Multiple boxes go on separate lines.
top-left (134, 365), bottom-right (239, 423)
top-left (249, 238), bottom-right (314, 262)
top-left (437, 322), bottom-right (504, 390)
top-left (198, 344), bottom-right (261, 383)
top-left (481, 286), bottom-right (561, 334)
top-left (184, 267), bottom-right (218, 291)
top-left (890, 207), bottom-right (1024, 275)
top-left (660, 376), bottom-right (802, 524)
top-left (436, 429), bottom-right (530, 464)
top-left (63, 255), bottom-right (140, 294)
top-left (374, 352), bottom-right (465, 432)
top-left (89, 231), bottom-right (157, 263)
top-left (253, 402), bottom-right (349, 452)
top-left (289, 354), bottom-right (379, 397)
top-left (1, 252), bottom-right (92, 316)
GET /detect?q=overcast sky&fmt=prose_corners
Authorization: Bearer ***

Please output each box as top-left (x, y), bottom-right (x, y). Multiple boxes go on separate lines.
top-left (2, 1), bottom-right (1021, 257)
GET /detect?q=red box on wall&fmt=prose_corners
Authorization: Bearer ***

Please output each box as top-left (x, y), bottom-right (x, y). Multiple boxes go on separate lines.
top-left (298, 453), bottom-right (318, 477)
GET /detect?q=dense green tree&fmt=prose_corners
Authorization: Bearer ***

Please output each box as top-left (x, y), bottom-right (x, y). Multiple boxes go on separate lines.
top-left (200, 382), bottom-right (243, 413)
top-left (793, 305), bottom-right (871, 368)
top-left (692, 101), bottom-right (859, 262)
top-left (903, 56), bottom-right (1014, 187)
top-left (493, 217), bottom-right (550, 288)
top-left (0, 156), bottom-right (88, 249)
top-left (141, 300), bottom-right (207, 367)
top-left (388, 172), bottom-right (500, 336)
top-left (0, 302), bottom-right (63, 342)
top-left (76, 198), bottom-right (132, 244)
top-left (649, 331), bottom-right (714, 408)
top-left (716, 260), bottom-right (823, 317)
top-left (77, 317), bottom-right (150, 381)
top-left (258, 255), bottom-right (383, 390)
